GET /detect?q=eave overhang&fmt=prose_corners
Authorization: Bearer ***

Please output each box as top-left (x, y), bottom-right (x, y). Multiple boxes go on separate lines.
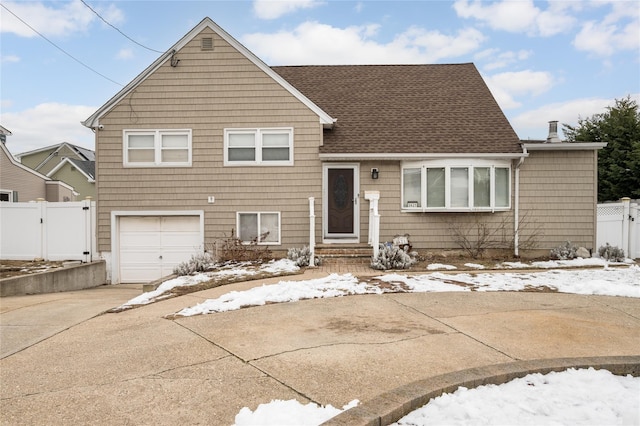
top-left (521, 142), bottom-right (607, 151)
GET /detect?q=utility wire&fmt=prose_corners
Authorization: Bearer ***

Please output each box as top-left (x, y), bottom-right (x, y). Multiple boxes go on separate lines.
top-left (80, 0), bottom-right (164, 54)
top-left (0, 3), bottom-right (123, 87)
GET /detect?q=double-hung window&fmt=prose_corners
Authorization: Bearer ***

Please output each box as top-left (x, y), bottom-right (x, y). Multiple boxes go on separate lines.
top-left (124, 129), bottom-right (191, 167)
top-left (402, 160), bottom-right (511, 211)
top-left (237, 212), bottom-right (281, 245)
top-left (224, 128), bottom-right (293, 166)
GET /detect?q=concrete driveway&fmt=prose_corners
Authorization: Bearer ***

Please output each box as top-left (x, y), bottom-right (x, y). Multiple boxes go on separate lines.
top-left (1, 269), bottom-right (639, 425)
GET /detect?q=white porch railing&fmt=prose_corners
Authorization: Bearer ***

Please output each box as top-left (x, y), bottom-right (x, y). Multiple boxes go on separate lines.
top-left (365, 191), bottom-right (381, 260)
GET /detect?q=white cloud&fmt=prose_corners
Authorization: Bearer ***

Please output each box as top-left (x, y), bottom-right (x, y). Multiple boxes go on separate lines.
top-left (117, 48), bottom-right (134, 60)
top-left (573, 2), bottom-right (640, 57)
top-left (253, 0), bottom-right (324, 20)
top-left (1, 103), bottom-right (96, 153)
top-left (242, 21), bottom-right (485, 65)
top-left (1, 55), bottom-right (20, 63)
top-left (0, 0), bottom-right (95, 38)
top-left (477, 49), bottom-right (532, 71)
top-left (511, 93), bottom-right (640, 140)
top-left (483, 70), bottom-right (556, 109)
top-left (453, 0), bottom-right (576, 36)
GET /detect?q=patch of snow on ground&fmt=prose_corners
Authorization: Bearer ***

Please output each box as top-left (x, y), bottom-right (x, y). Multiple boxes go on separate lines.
top-left (175, 265), bottom-right (639, 316)
top-left (118, 259), bottom-right (299, 309)
top-left (175, 274), bottom-right (376, 316)
top-left (233, 369), bottom-right (638, 425)
top-left (426, 263), bottom-right (457, 270)
top-left (234, 399), bottom-right (358, 426)
top-left (122, 273), bottom-right (213, 307)
top-left (392, 368), bottom-right (640, 426)
top-left (464, 263), bottom-right (485, 269)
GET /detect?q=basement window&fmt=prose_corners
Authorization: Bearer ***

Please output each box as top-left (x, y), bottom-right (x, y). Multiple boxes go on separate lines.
top-left (237, 212), bottom-right (281, 245)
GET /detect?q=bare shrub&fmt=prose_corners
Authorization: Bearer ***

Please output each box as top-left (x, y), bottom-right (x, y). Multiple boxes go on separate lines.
top-left (447, 212), bottom-right (542, 259)
top-left (212, 229), bottom-right (273, 263)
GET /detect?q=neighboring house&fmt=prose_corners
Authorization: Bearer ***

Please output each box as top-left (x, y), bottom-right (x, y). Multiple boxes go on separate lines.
top-left (16, 142), bottom-right (95, 199)
top-left (83, 18), bottom-right (605, 283)
top-left (1, 130), bottom-right (77, 202)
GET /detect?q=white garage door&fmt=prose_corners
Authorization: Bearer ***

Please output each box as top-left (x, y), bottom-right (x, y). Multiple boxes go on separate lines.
top-left (119, 216), bottom-right (201, 283)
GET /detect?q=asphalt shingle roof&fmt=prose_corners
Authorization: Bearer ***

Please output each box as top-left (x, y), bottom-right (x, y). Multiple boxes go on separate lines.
top-left (271, 63), bottom-right (522, 155)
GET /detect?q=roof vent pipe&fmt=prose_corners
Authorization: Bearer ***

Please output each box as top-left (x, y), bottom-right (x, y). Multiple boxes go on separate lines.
top-left (546, 120), bottom-right (561, 143)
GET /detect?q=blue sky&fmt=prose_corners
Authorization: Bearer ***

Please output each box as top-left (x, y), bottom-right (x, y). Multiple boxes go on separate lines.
top-left (1, 0), bottom-right (639, 154)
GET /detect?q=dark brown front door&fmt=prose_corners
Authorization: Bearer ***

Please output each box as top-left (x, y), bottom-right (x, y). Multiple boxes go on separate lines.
top-left (327, 168), bottom-right (354, 234)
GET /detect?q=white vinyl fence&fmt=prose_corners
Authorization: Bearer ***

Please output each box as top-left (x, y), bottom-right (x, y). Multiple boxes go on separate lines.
top-left (0, 200), bottom-right (96, 262)
top-left (597, 198), bottom-right (639, 259)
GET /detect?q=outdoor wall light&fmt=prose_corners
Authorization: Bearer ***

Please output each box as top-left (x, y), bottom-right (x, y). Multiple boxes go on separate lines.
top-left (371, 168), bottom-right (379, 179)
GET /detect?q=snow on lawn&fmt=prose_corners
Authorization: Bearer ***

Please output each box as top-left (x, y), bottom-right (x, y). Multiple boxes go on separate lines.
top-left (116, 259), bottom-right (299, 310)
top-left (234, 369), bottom-right (639, 426)
top-left (392, 368), bottom-right (640, 426)
top-left (174, 263), bottom-right (639, 317)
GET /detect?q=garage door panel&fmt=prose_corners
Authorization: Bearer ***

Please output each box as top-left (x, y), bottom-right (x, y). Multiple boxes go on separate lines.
top-left (120, 216), bottom-right (160, 232)
top-left (119, 215), bottom-right (201, 283)
top-left (120, 233), bottom-right (161, 248)
top-left (161, 216), bottom-right (199, 232)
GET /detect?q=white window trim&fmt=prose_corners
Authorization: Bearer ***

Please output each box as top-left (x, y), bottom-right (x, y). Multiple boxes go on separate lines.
top-left (123, 129), bottom-right (192, 167)
top-left (401, 159), bottom-right (512, 212)
top-left (236, 211), bottom-right (281, 245)
top-left (224, 127), bottom-right (293, 166)
top-left (0, 189), bottom-right (14, 202)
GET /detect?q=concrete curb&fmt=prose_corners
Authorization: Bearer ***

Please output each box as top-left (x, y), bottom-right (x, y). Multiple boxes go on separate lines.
top-left (322, 355), bottom-right (640, 426)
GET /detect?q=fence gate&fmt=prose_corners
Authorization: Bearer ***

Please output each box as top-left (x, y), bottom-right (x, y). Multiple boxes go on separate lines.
top-left (0, 200), bottom-right (96, 262)
top-left (597, 198), bottom-right (639, 259)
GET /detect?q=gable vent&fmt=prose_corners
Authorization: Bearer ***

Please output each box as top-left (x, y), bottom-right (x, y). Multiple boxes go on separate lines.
top-left (201, 37), bottom-right (214, 51)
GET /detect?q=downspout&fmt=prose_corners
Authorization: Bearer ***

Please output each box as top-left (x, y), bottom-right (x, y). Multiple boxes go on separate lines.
top-left (514, 148), bottom-right (527, 257)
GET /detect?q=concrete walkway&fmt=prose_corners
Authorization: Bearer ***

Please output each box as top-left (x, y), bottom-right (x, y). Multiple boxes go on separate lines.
top-left (1, 268), bottom-right (639, 425)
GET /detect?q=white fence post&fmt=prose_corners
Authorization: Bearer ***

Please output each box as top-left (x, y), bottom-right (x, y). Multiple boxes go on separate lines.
top-left (308, 197), bottom-right (316, 267)
top-left (622, 197), bottom-right (630, 257)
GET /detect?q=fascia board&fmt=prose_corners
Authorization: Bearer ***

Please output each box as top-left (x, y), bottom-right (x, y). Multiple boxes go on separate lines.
top-left (522, 142), bottom-right (607, 151)
top-left (47, 158), bottom-right (95, 182)
top-left (83, 17), bottom-right (336, 129)
top-left (318, 152), bottom-right (528, 161)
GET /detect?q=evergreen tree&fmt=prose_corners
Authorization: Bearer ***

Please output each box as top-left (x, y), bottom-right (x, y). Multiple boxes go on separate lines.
top-left (563, 96), bottom-right (640, 202)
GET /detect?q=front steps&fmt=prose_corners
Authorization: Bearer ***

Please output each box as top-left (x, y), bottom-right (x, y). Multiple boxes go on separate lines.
top-left (314, 243), bottom-right (374, 268)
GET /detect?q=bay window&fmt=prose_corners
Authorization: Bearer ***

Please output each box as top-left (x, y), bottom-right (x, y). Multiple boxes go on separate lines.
top-left (402, 160), bottom-right (511, 211)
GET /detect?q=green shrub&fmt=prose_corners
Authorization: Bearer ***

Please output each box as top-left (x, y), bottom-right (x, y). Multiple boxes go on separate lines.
top-left (598, 243), bottom-right (625, 262)
top-left (173, 252), bottom-right (215, 276)
top-left (287, 246), bottom-right (322, 267)
top-left (550, 241), bottom-right (578, 260)
top-left (371, 244), bottom-right (418, 270)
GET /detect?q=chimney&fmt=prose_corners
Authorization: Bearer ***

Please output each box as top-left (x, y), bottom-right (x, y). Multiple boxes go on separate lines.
top-left (546, 120), bottom-right (561, 143)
